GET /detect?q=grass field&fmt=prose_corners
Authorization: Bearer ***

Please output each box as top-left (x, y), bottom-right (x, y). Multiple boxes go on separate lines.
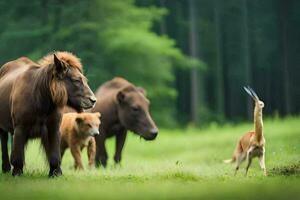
top-left (0, 117), bottom-right (299, 200)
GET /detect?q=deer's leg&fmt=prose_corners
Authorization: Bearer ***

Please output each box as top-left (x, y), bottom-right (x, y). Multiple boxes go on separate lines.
top-left (245, 146), bottom-right (255, 176)
top-left (234, 153), bottom-right (245, 176)
top-left (87, 137), bottom-right (96, 168)
top-left (259, 148), bottom-right (267, 176)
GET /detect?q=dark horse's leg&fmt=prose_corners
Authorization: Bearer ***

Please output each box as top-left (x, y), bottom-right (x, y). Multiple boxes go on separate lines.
top-left (114, 130), bottom-right (127, 164)
top-left (0, 129), bottom-right (11, 173)
top-left (43, 113), bottom-right (62, 177)
top-left (95, 133), bottom-right (108, 168)
top-left (11, 127), bottom-right (27, 176)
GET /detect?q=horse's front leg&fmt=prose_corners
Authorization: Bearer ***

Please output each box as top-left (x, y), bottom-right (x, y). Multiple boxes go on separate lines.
top-left (42, 124), bottom-right (62, 177)
top-left (43, 114), bottom-right (62, 177)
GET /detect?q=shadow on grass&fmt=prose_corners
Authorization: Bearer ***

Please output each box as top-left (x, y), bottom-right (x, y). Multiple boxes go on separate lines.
top-left (270, 162), bottom-right (300, 176)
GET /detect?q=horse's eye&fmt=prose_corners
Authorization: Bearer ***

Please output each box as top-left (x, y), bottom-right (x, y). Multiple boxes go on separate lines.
top-left (87, 124), bottom-right (92, 128)
top-left (73, 79), bottom-right (81, 84)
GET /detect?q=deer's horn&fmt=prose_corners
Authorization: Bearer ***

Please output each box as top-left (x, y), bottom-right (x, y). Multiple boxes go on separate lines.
top-left (247, 86), bottom-right (259, 100)
top-left (243, 86), bottom-right (256, 101)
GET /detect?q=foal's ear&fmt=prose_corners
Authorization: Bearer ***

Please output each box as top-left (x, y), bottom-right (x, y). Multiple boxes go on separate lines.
top-left (75, 116), bottom-right (84, 125)
top-left (137, 87), bottom-right (146, 96)
top-left (53, 54), bottom-right (68, 79)
top-left (94, 112), bottom-right (101, 119)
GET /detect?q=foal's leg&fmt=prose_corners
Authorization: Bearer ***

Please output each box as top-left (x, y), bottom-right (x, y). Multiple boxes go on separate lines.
top-left (11, 127), bottom-right (27, 176)
top-left (60, 145), bottom-right (67, 160)
top-left (87, 138), bottom-right (96, 168)
top-left (60, 140), bottom-right (68, 160)
top-left (0, 130), bottom-right (11, 173)
top-left (70, 141), bottom-right (84, 170)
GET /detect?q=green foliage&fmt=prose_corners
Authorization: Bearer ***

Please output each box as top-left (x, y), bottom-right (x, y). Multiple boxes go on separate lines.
top-left (0, 0), bottom-right (195, 127)
top-left (1, 0), bottom-right (299, 126)
top-left (1, 117), bottom-right (300, 199)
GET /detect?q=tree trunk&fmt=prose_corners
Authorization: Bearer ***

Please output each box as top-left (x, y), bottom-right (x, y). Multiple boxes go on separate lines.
top-left (279, 0), bottom-right (291, 115)
top-left (159, 0), bottom-right (167, 35)
top-left (41, 0), bottom-right (48, 25)
top-left (214, 0), bottom-right (225, 121)
top-left (242, 0), bottom-right (252, 119)
top-left (189, 0), bottom-right (200, 125)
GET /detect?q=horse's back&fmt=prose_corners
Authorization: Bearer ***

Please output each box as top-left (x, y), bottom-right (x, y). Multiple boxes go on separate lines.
top-left (0, 57), bottom-right (36, 132)
top-left (95, 77), bottom-right (130, 98)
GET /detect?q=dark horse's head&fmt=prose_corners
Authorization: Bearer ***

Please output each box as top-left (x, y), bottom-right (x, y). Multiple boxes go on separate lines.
top-left (39, 52), bottom-right (96, 112)
top-left (116, 85), bottom-right (158, 140)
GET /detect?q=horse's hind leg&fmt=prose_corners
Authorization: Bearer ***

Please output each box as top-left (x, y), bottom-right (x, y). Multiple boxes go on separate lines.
top-left (11, 127), bottom-right (27, 176)
top-left (0, 130), bottom-right (11, 173)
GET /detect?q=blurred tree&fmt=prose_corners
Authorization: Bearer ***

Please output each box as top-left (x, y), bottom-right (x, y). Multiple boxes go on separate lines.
top-left (242, 0), bottom-right (253, 120)
top-left (279, 0), bottom-right (291, 115)
top-left (189, 0), bottom-right (200, 125)
top-left (0, 0), bottom-right (299, 127)
top-left (0, 0), bottom-right (195, 127)
top-left (213, 0), bottom-right (225, 122)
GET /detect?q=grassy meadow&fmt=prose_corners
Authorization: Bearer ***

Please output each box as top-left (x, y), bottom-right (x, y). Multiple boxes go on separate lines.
top-left (0, 117), bottom-right (299, 200)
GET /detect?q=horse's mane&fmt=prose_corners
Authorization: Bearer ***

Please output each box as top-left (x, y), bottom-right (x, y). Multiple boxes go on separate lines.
top-left (38, 51), bottom-right (83, 107)
top-left (38, 51), bottom-right (83, 72)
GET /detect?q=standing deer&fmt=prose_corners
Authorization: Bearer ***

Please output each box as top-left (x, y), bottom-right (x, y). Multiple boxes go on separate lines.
top-left (224, 86), bottom-right (267, 176)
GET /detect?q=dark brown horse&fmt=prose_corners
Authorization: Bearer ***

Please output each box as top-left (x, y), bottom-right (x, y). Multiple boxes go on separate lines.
top-left (91, 77), bottom-right (158, 167)
top-left (0, 51), bottom-right (96, 177)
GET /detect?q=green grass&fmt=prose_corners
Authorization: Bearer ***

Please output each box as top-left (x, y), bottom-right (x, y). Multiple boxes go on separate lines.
top-left (1, 117), bottom-right (300, 200)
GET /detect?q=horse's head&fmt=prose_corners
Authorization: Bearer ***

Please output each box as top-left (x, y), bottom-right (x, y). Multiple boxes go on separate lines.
top-left (49, 53), bottom-right (96, 112)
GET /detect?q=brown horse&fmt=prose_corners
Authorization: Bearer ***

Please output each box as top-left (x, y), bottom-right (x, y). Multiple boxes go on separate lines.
top-left (91, 77), bottom-right (158, 167)
top-left (0, 51), bottom-right (96, 177)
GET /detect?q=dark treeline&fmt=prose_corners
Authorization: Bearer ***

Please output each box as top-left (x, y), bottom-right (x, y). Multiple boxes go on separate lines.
top-left (139, 0), bottom-right (300, 125)
top-left (0, 0), bottom-right (299, 127)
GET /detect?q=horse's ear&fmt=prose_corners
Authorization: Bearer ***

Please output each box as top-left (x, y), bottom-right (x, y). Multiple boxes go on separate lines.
top-left (53, 54), bottom-right (68, 79)
top-left (117, 90), bottom-right (126, 105)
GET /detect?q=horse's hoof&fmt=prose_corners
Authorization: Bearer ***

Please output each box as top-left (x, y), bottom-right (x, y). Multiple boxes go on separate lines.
top-left (49, 167), bottom-right (62, 178)
top-left (12, 168), bottom-right (23, 176)
top-left (2, 164), bottom-right (11, 173)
